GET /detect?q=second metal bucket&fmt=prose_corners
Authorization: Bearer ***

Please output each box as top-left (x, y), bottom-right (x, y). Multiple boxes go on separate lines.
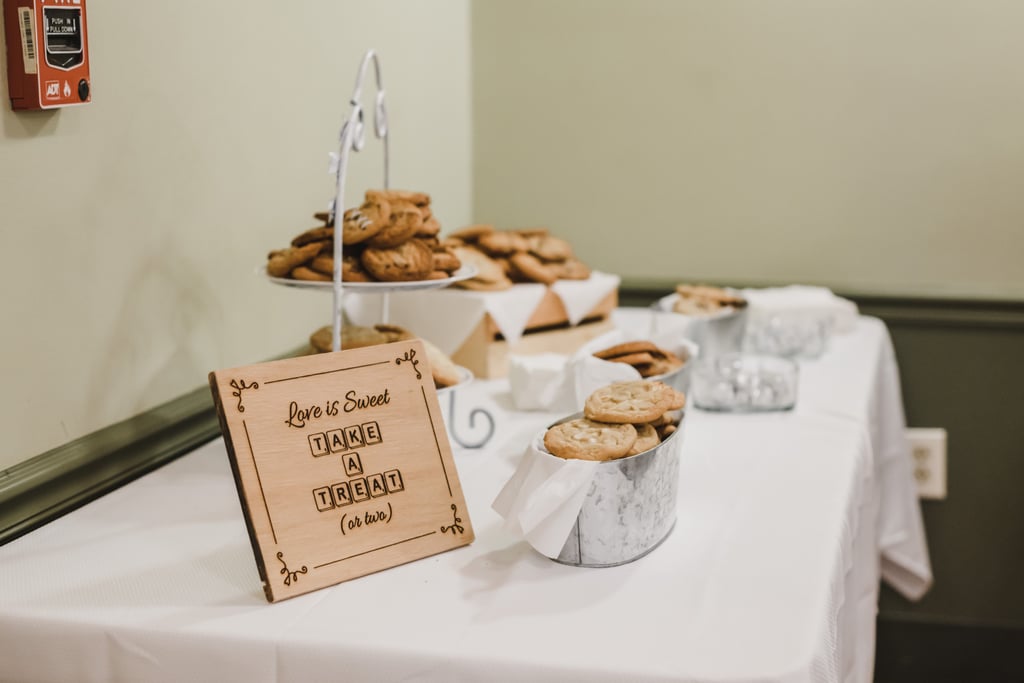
top-left (649, 302), bottom-right (748, 359)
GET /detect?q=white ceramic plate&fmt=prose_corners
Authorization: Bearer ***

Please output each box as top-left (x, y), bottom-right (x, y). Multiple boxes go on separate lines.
top-left (653, 292), bottom-right (745, 319)
top-left (261, 264), bottom-right (478, 292)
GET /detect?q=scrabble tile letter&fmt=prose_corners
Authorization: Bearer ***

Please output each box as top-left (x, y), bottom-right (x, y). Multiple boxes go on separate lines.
top-left (308, 433), bottom-right (329, 457)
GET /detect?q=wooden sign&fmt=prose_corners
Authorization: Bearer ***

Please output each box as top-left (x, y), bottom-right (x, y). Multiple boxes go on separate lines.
top-left (208, 340), bottom-right (474, 602)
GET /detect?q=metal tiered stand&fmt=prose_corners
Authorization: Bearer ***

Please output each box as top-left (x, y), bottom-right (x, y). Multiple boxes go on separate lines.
top-left (264, 49), bottom-right (494, 449)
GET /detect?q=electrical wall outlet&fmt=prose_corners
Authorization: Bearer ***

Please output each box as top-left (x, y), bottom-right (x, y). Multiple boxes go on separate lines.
top-left (906, 428), bottom-right (947, 500)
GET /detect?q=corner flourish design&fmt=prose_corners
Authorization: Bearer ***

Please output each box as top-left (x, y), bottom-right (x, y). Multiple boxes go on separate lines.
top-left (395, 349), bottom-right (422, 380)
top-left (440, 504), bottom-right (465, 535)
top-left (229, 379), bottom-right (259, 413)
top-left (277, 551), bottom-right (308, 587)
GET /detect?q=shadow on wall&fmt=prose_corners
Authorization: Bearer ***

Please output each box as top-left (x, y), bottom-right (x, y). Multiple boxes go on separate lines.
top-left (1, 104), bottom-right (60, 139)
top-left (85, 235), bottom-right (223, 426)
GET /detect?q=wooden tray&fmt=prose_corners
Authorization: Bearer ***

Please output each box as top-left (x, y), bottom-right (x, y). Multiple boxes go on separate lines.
top-left (452, 289), bottom-right (618, 379)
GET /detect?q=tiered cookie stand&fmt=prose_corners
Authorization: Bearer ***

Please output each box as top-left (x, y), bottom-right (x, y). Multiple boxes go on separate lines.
top-left (264, 49), bottom-right (494, 449)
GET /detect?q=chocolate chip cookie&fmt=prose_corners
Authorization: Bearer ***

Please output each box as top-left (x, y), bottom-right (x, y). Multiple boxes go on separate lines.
top-left (342, 199), bottom-right (391, 246)
top-left (368, 204), bottom-right (423, 248)
top-left (361, 239), bottom-right (433, 282)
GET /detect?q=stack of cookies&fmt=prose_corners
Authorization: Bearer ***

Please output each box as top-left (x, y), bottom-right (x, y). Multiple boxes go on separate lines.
top-left (308, 323), bottom-right (463, 389)
top-left (266, 189), bottom-right (463, 283)
top-left (543, 380), bottom-right (685, 462)
top-left (442, 225), bottom-right (592, 291)
top-left (672, 284), bottom-right (747, 316)
top-left (593, 341), bottom-right (686, 378)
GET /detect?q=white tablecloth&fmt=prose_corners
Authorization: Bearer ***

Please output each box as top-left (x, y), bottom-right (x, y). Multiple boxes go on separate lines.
top-left (0, 312), bottom-right (930, 683)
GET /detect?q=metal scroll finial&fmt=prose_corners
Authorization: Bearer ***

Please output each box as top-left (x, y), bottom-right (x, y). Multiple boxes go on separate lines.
top-left (447, 391), bottom-right (496, 449)
top-left (330, 49), bottom-right (390, 353)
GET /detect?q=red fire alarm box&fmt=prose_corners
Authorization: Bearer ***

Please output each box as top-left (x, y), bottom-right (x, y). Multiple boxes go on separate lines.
top-left (4, 0), bottom-right (90, 110)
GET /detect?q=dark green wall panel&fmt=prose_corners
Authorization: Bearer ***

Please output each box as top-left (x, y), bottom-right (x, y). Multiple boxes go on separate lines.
top-left (877, 320), bottom-right (1024, 625)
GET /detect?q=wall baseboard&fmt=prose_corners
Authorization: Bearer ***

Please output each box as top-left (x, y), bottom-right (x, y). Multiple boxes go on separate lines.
top-left (0, 386), bottom-right (219, 546)
top-left (0, 345), bottom-right (316, 546)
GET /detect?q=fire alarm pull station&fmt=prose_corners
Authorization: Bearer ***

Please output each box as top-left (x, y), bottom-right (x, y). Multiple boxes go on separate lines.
top-left (3, 0), bottom-right (90, 110)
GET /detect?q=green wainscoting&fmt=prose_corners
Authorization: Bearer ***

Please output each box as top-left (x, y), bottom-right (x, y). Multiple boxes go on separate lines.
top-left (857, 296), bottom-right (1024, 628)
top-left (0, 385), bottom-right (218, 546)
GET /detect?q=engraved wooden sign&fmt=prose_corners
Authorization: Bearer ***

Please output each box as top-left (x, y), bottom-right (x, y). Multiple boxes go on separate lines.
top-left (208, 340), bottom-right (474, 602)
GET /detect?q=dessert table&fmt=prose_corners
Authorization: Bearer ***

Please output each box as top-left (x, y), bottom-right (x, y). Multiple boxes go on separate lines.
top-left (0, 310), bottom-right (931, 683)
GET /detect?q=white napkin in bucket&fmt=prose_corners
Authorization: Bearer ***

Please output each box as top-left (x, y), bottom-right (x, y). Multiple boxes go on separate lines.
top-left (507, 328), bottom-right (699, 412)
top-left (492, 435), bottom-right (600, 558)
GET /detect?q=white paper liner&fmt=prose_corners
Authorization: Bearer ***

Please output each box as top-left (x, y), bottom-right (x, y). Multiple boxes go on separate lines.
top-left (550, 271), bottom-right (621, 325)
top-left (492, 434), bottom-right (600, 559)
top-left (507, 327), bottom-right (699, 413)
top-left (344, 271), bottom-right (620, 355)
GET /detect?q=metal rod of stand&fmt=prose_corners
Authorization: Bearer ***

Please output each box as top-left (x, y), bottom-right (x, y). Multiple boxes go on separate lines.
top-left (324, 50), bottom-right (495, 452)
top-left (330, 49), bottom-right (389, 351)
top-left (330, 121), bottom-right (354, 352)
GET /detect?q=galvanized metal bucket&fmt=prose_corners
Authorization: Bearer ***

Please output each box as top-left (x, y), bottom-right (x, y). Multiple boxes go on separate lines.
top-left (647, 338), bottom-right (699, 396)
top-left (649, 302), bottom-right (748, 359)
top-left (549, 412), bottom-right (684, 567)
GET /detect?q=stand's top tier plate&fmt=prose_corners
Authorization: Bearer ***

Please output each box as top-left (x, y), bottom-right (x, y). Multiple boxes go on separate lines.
top-left (261, 264), bottom-right (478, 293)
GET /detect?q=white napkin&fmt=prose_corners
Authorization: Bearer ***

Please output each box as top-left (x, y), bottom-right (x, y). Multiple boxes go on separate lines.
top-left (741, 285), bottom-right (859, 333)
top-left (462, 284), bottom-right (549, 348)
top-left (506, 328), bottom-right (699, 412)
top-left (344, 284), bottom-right (547, 354)
top-left (508, 353), bottom-right (575, 411)
top-left (343, 272), bottom-right (619, 356)
top-left (570, 355), bottom-right (643, 411)
top-left (492, 435), bottom-right (600, 558)
top-left (508, 352), bottom-right (639, 413)
top-left (550, 271), bottom-right (621, 325)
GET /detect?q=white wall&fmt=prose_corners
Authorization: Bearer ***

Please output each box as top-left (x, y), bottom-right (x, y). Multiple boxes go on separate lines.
top-left (7, 0), bottom-right (1024, 469)
top-left (472, 0), bottom-right (1024, 300)
top-left (0, 1), bottom-right (473, 468)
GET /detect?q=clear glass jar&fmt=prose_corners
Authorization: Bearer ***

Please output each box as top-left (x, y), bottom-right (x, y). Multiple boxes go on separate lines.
top-left (742, 312), bottom-right (831, 359)
top-left (692, 353), bottom-right (799, 412)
